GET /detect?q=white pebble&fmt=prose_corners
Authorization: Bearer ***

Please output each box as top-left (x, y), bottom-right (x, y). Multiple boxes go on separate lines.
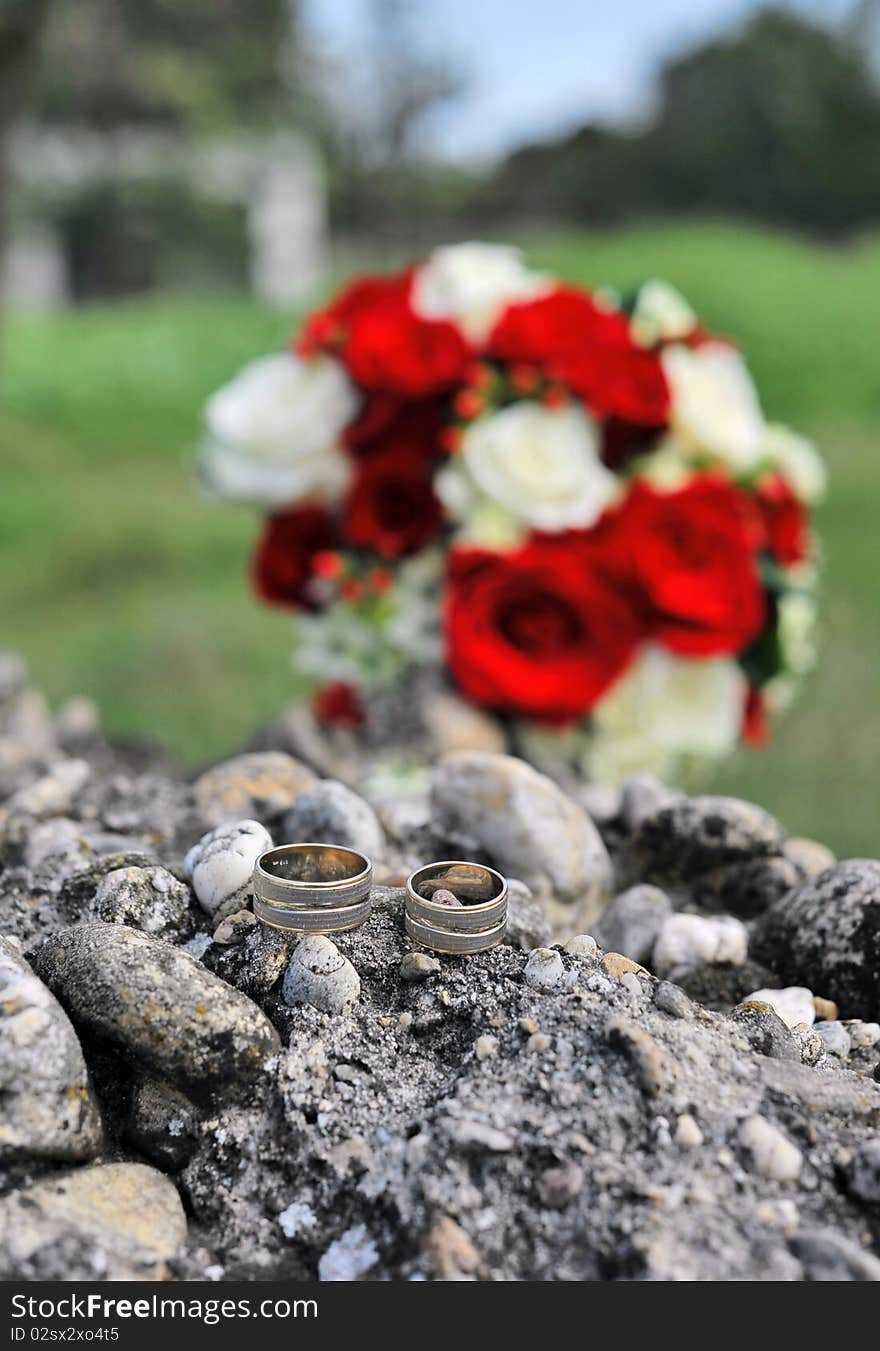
top-left (846, 1021), bottom-right (880, 1049)
top-left (283, 935), bottom-right (360, 1014)
top-left (524, 947), bottom-right (565, 991)
top-left (675, 1114), bottom-right (704, 1149)
top-left (652, 913), bottom-right (748, 977)
top-left (746, 986), bottom-right (815, 1029)
top-left (475, 1034), bottom-right (499, 1060)
top-left (755, 1199), bottom-right (799, 1233)
top-left (563, 934), bottom-right (598, 959)
top-left (184, 819), bottom-right (272, 920)
top-left (278, 1201), bottom-right (316, 1239)
top-left (739, 1115), bottom-right (802, 1182)
top-left (815, 1020), bottom-right (851, 1060)
top-left (620, 971), bottom-right (643, 999)
top-left (182, 932), bottom-right (213, 959)
top-left (318, 1224), bottom-right (379, 1281)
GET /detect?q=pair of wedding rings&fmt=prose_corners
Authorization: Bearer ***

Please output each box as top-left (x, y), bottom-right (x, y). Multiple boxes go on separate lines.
top-left (252, 843), bottom-right (508, 955)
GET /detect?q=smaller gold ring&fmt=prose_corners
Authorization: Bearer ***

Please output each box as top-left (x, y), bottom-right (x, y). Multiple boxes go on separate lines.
top-left (253, 843), bottom-right (372, 935)
top-left (405, 861), bottom-right (508, 956)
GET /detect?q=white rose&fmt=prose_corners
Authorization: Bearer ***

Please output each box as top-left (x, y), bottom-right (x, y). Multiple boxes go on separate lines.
top-left (200, 353), bottom-right (358, 506)
top-left (410, 242), bottom-right (548, 342)
top-left (662, 342), bottom-right (765, 471)
top-left (434, 461), bottom-right (526, 549)
top-left (631, 279), bottom-right (697, 346)
top-left (777, 591), bottom-right (817, 675)
top-left (458, 401), bottom-right (616, 532)
top-left (587, 644), bottom-right (746, 784)
top-left (763, 423), bottom-right (826, 503)
top-left (630, 433), bottom-right (696, 490)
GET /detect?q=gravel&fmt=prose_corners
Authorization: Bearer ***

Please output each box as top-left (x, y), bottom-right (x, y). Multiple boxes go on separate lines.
top-left (1, 655), bottom-right (879, 1282)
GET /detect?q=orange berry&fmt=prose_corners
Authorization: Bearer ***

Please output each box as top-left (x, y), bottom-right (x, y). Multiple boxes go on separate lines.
top-left (510, 364), bottom-right (539, 394)
top-left (453, 389), bottom-right (483, 420)
top-left (341, 577), bottom-right (365, 604)
top-left (465, 361), bottom-right (493, 389)
top-left (312, 549), bottom-right (345, 579)
top-left (369, 567), bottom-right (395, 594)
top-left (440, 426), bottom-right (463, 453)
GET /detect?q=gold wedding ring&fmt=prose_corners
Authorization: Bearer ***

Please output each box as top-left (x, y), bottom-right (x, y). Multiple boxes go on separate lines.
top-left (405, 861), bottom-right (508, 955)
top-left (253, 843), bottom-right (372, 934)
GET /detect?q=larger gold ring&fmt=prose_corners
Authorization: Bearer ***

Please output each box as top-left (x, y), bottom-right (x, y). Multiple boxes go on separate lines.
top-left (405, 861), bottom-right (508, 955)
top-left (253, 843), bottom-right (372, 934)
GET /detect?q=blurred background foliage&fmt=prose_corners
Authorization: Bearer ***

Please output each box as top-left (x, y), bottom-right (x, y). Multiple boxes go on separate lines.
top-left (1, 0), bottom-right (879, 856)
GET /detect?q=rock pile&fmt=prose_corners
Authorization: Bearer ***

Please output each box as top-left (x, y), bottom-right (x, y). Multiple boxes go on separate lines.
top-left (0, 656), bottom-right (878, 1281)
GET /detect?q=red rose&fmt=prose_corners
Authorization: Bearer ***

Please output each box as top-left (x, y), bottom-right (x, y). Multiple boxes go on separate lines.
top-left (489, 286), bottom-right (670, 426)
top-left (756, 473), bottom-right (809, 565)
top-left (601, 475), bottom-right (766, 657)
top-left (313, 681), bottom-right (364, 728)
top-left (298, 271), bottom-right (471, 397)
top-left (444, 536), bottom-right (644, 722)
top-left (742, 685), bottom-right (768, 745)
top-left (251, 504), bottom-right (336, 610)
top-left (601, 416), bottom-right (665, 472)
top-left (345, 395), bottom-right (446, 459)
top-left (343, 443), bottom-right (444, 559)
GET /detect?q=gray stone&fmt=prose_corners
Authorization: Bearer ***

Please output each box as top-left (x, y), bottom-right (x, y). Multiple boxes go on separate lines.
top-left (32, 923), bottom-right (280, 1093)
top-left (127, 1077), bottom-right (199, 1171)
top-left (282, 935), bottom-right (360, 1014)
top-left (848, 1139), bottom-right (880, 1204)
top-left (791, 1024), bottom-right (825, 1066)
top-left (791, 1228), bottom-right (880, 1281)
top-left (815, 1020), bottom-right (852, 1061)
top-left (203, 923), bottom-right (290, 998)
top-left (505, 878), bottom-right (552, 951)
top-left (399, 951), bottom-right (440, 981)
top-left (593, 884), bottom-right (672, 966)
top-left (5, 758), bottom-right (91, 819)
top-left (784, 837), bottom-right (836, 879)
top-left (751, 860), bottom-right (880, 1019)
top-left (282, 778), bottom-right (384, 861)
top-left (653, 980), bottom-right (695, 1020)
top-left (573, 782), bottom-right (621, 828)
top-left (22, 818), bottom-right (92, 879)
top-left (626, 795), bottom-right (787, 884)
top-left (431, 752), bottom-right (611, 925)
top-left (0, 935), bottom-right (102, 1163)
top-left (619, 774), bottom-right (681, 831)
top-left (193, 752), bottom-right (315, 827)
top-left (730, 1000), bottom-right (800, 1061)
top-left (60, 851), bottom-right (162, 917)
top-left (212, 909), bottom-right (258, 945)
top-left (672, 958), bottom-right (775, 1012)
top-left (92, 864), bottom-right (194, 941)
top-left (0, 1163), bottom-right (187, 1281)
top-left (692, 855), bottom-right (803, 919)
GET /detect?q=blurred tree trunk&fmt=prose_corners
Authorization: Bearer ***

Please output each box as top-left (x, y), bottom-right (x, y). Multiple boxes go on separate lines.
top-left (0, 0), bottom-right (50, 307)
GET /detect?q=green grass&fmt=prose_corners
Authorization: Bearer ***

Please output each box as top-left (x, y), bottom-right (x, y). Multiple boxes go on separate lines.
top-left (1, 220), bottom-right (878, 856)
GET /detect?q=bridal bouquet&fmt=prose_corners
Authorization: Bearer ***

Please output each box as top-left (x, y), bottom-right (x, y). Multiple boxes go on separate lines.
top-left (199, 243), bottom-right (824, 782)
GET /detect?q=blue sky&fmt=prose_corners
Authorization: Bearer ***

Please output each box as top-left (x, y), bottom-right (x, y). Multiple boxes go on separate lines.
top-left (304, 0), bottom-right (857, 161)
